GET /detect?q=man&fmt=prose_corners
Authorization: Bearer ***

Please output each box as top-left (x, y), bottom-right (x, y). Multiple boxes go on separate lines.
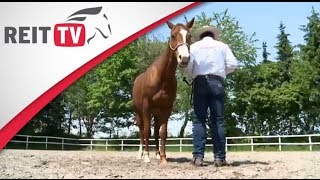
top-left (183, 25), bottom-right (238, 167)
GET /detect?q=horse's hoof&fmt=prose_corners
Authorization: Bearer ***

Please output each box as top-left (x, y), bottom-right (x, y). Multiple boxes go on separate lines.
top-left (160, 159), bottom-right (168, 165)
top-left (136, 151), bottom-right (143, 160)
top-left (144, 155), bottom-right (151, 163)
top-left (156, 154), bottom-right (161, 160)
top-left (136, 155), bottom-right (143, 160)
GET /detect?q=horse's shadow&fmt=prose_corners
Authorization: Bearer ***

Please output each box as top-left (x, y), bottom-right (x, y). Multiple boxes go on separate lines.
top-left (167, 158), bottom-right (269, 167)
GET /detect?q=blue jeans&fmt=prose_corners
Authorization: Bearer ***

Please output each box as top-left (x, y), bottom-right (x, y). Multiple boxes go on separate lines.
top-left (192, 74), bottom-right (226, 161)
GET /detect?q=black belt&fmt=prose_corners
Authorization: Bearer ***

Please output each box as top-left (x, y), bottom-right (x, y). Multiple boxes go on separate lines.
top-left (196, 74), bottom-right (224, 82)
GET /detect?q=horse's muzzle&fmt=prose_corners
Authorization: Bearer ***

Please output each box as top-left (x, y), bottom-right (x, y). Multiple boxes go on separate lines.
top-left (179, 57), bottom-right (189, 68)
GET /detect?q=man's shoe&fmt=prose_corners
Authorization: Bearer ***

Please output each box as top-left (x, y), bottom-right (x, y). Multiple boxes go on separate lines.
top-left (214, 159), bottom-right (227, 167)
top-left (191, 157), bottom-right (207, 167)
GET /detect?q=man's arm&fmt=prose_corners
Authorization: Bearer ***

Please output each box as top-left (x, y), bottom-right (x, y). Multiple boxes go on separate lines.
top-left (182, 47), bottom-right (195, 78)
top-left (225, 45), bottom-right (238, 75)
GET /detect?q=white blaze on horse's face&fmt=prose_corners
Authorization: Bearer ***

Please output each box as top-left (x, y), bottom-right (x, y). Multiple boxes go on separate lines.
top-left (176, 29), bottom-right (190, 68)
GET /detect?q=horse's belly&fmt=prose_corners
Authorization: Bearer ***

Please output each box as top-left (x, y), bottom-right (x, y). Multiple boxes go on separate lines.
top-left (151, 90), bottom-right (175, 108)
top-left (153, 99), bottom-right (173, 107)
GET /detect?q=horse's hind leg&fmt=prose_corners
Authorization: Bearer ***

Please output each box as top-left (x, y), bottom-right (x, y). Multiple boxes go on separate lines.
top-left (135, 114), bottom-right (144, 160)
top-left (154, 117), bottom-right (161, 160)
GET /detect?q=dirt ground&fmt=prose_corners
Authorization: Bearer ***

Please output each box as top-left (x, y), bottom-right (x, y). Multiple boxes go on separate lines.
top-left (0, 149), bottom-right (320, 179)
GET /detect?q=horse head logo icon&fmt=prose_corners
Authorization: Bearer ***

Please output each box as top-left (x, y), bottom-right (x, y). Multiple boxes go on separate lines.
top-left (66, 6), bottom-right (112, 45)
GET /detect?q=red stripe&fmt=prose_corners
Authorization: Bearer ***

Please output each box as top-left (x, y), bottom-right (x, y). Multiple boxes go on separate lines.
top-left (0, 2), bottom-right (201, 150)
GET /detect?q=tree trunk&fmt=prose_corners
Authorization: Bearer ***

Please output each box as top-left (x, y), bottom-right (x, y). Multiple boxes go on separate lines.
top-left (84, 117), bottom-right (94, 138)
top-left (79, 118), bottom-right (82, 138)
top-left (116, 129), bottom-right (119, 138)
top-left (68, 110), bottom-right (72, 134)
top-left (179, 111), bottom-right (189, 138)
top-left (289, 119), bottom-right (292, 135)
top-left (244, 117), bottom-right (249, 135)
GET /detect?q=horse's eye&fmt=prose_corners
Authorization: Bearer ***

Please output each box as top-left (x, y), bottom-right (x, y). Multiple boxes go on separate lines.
top-left (171, 35), bottom-right (175, 39)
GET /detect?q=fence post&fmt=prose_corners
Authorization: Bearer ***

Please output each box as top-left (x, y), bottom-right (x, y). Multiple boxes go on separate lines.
top-left (90, 140), bottom-right (93, 151)
top-left (179, 139), bottom-right (182, 152)
top-left (26, 136), bottom-right (29, 149)
top-left (121, 140), bottom-right (124, 151)
top-left (278, 136), bottom-right (282, 151)
top-left (251, 138), bottom-right (254, 152)
top-left (225, 138), bottom-right (228, 152)
top-left (105, 140), bottom-right (108, 151)
top-left (309, 136), bottom-right (312, 151)
top-left (45, 137), bottom-right (48, 150)
top-left (62, 139), bottom-right (64, 150)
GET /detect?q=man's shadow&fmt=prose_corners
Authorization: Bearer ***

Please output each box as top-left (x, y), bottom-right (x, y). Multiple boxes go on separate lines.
top-left (167, 157), bottom-right (191, 163)
top-left (227, 160), bottom-right (269, 167)
top-left (167, 158), bottom-right (269, 167)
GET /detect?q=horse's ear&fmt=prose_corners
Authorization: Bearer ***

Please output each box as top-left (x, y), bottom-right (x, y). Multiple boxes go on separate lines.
top-left (166, 21), bottom-right (174, 29)
top-left (186, 17), bottom-right (195, 28)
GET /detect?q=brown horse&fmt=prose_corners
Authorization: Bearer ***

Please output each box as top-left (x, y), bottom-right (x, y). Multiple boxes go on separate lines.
top-left (132, 18), bottom-right (195, 164)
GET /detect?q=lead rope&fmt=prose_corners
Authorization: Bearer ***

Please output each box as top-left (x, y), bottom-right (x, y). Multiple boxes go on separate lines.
top-left (169, 35), bottom-right (189, 51)
top-left (183, 77), bottom-right (194, 106)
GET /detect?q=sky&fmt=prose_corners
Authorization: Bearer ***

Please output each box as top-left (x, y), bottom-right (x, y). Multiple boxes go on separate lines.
top-left (150, 2), bottom-right (320, 63)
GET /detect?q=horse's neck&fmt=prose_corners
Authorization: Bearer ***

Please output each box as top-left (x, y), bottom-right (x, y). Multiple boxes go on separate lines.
top-left (160, 46), bottom-right (177, 81)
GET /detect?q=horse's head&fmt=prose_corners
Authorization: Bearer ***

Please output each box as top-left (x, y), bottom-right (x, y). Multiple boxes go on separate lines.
top-left (166, 18), bottom-right (195, 68)
top-left (66, 6), bottom-right (112, 45)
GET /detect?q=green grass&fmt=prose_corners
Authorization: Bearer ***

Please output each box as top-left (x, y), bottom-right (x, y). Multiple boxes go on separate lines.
top-left (4, 138), bottom-right (320, 152)
top-left (227, 146), bottom-right (252, 152)
top-left (5, 142), bottom-right (27, 149)
top-left (313, 145), bottom-right (320, 151)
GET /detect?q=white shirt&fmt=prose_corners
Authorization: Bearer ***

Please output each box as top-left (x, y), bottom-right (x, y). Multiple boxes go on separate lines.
top-left (183, 37), bottom-right (238, 79)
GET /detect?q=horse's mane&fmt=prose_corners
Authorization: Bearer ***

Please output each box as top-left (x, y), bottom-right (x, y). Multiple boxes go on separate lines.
top-left (174, 23), bottom-right (188, 30)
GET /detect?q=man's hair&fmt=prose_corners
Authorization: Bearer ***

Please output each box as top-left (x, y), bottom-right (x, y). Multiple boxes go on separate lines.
top-left (200, 31), bottom-right (215, 40)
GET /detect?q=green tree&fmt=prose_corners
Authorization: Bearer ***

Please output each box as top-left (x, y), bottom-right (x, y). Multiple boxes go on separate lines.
top-left (64, 73), bottom-right (102, 138)
top-left (135, 35), bottom-right (166, 73)
top-left (262, 42), bottom-right (271, 63)
top-left (299, 7), bottom-right (320, 133)
top-left (275, 22), bottom-right (294, 62)
top-left (92, 40), bottom-right (141, 131)
top-left (274, 22), bottom-right (294, 82)
top-left (19, 94), bottom-right (66, 136)
top-left (62, 35), bottom-right (165, 138)
top-left (273, 22), bottom-right (296, 134)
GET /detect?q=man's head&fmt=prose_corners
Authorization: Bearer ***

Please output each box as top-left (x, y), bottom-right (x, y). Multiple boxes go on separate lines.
top-left (194, 25), bottom-right (220, 41)
top-left (199, 31), bottom-right (215, 40)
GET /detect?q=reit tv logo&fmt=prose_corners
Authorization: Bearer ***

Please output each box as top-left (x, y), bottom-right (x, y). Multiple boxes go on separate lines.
top-left (4, 6), bottom-right (112, 47)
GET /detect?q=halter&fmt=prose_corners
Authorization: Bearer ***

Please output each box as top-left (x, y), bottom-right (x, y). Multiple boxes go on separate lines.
top-left (169, 35), bottom-right (189, 51)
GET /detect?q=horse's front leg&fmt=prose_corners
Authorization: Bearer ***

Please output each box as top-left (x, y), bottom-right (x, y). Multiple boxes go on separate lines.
top-left (135, 114), bottom-right (144, 160)
top-left (154, 117), bottom-right (161, 160)
top-left (159, 114), bottom-right (170, 165)
top-left (142, 101), bottom-right (152, 163)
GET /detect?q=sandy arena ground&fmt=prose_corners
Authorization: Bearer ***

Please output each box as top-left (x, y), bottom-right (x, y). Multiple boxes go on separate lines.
top-left (0, 149), bottom-right (320, 179)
